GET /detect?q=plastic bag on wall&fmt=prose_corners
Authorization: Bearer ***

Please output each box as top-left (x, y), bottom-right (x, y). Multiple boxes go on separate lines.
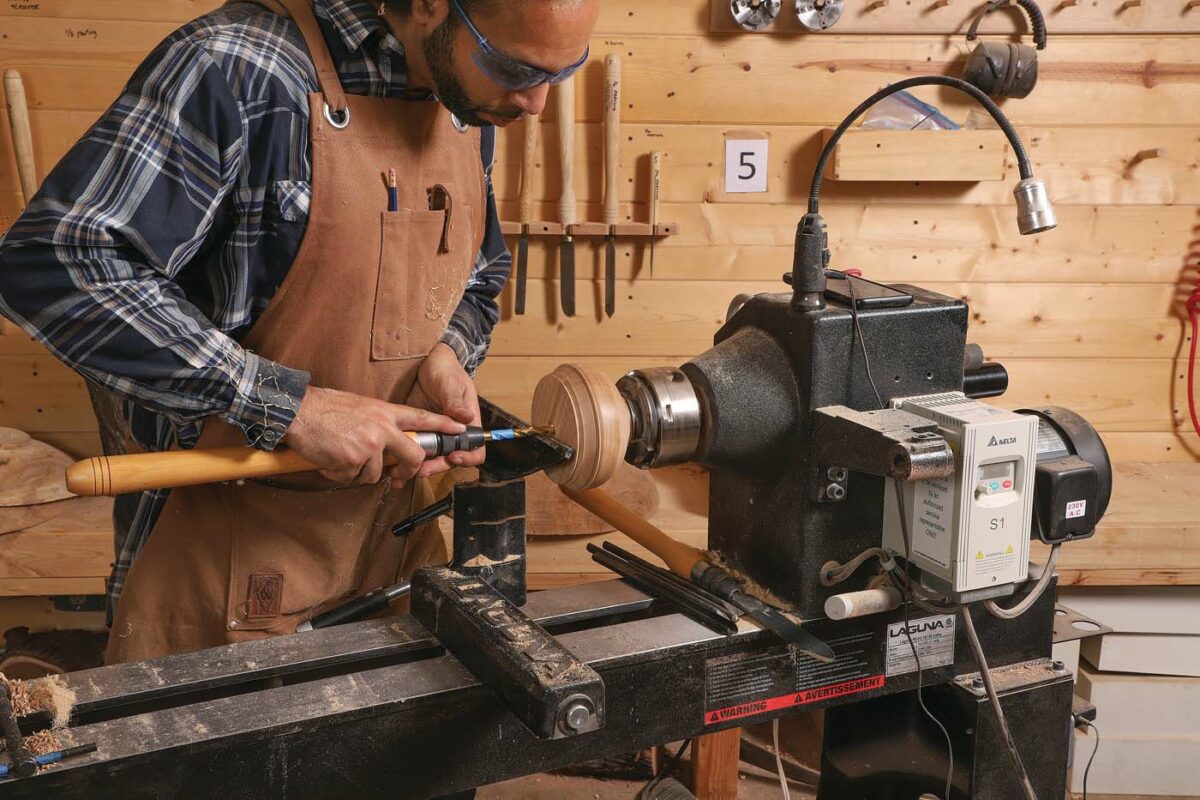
top-left (860, 91), bottom-right (960, 131)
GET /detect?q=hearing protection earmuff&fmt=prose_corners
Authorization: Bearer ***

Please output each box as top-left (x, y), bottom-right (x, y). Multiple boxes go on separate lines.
top-left (962, 0), bottom-right (1047, 99)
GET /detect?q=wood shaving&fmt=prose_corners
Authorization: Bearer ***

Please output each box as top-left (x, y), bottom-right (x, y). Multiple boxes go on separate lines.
top-left (1, 672), bottom-right (75, 728)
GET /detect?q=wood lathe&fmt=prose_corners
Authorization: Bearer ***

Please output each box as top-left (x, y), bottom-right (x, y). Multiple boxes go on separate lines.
top-left (5, 78), bottom-right (1114, 800)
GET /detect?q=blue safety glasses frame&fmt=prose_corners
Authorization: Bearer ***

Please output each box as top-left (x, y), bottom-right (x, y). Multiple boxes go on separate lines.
top-left (448, 0), bottom-right (589, 91)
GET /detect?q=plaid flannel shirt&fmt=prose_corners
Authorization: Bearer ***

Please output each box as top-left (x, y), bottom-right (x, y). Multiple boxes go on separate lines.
top-left (0, 0), bottom-right (511, 619)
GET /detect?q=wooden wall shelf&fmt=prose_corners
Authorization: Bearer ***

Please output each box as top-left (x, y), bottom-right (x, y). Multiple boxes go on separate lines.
top-left (821, 128), bottom-right (1009, 182)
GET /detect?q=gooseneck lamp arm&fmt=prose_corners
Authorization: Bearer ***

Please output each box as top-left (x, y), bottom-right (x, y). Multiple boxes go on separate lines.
top-left (792, 75), bottom-right (1056, 311)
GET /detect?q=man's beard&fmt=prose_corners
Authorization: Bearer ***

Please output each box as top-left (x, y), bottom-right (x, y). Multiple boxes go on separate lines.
top-left (423, 19), bottom-right (521, 128)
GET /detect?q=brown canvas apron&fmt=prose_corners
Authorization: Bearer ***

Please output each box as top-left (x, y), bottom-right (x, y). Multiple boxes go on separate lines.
top-left (106, 0), bottom-right (486, 664)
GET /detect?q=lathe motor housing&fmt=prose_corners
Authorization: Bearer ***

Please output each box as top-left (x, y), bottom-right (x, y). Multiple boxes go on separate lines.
top-left (617, 283), bottom-right (1109, 619)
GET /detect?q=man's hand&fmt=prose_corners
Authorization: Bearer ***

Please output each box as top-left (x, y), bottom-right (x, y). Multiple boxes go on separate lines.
top-left (284, 386), bottom-right (465, 487)
top-left (407, 342), bottom-right (484, 477)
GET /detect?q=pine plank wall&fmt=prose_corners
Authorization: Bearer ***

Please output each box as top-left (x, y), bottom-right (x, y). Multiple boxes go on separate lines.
top-left (0, 1), bottom-right (1197, 591)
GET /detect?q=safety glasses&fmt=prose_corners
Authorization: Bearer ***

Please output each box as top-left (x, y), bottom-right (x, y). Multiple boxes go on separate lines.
top-left (448, 0), bottom-right (589, 91)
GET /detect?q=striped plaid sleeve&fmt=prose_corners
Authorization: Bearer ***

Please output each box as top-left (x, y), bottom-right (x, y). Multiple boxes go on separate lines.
top-left (439, 124), bottom-right (512, 376)
top-left (0, 33), bottom-right (309, 450)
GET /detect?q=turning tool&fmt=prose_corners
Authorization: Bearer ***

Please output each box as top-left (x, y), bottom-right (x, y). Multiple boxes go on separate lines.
top-left (649, 151), bottom-right (662, 275)
top-left (515, 115), bottom-right (538, 315)
top-left (556, 76), bottom-right (577, 317)
top-left (296, 581), bottom-right (411, 632)
top-left (603, 54), bottom-right (621, 318)
top-left (588, 541), bottom-right (740, 635)
top-left (64, 426), bottom-right (555, 497)
top-left (563, 486), bottom-right (835, 661)
top-left (0, 744), bottom-right (97, 779)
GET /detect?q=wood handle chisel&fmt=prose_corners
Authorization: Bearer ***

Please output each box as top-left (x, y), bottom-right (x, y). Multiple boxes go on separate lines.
top-left (515, 114), bottom-right (538, 315)
top-left (603, 54), bottom-right (621, 318)
top-left (4, 70), bottom-right (37, 207)
top-left (649, 150), bottom-right (662, 275)
top-left (64, 427), bottom-right (553, 496)
top-left (556, 76), bottom-right (576, 317)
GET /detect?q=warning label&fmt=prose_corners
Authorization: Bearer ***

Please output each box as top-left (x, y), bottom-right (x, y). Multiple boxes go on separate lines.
top-left (885, 614), bottom-right (956, 677)
top-left (971, 544), bottom-right (1016, 577)
top-left (703, 630), bottom-right (885, 726)
top-left (705, 676), bottom-right (885, 725)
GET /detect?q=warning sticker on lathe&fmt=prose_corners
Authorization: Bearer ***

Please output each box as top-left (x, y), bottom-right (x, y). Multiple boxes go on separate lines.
top-left (703, 630), bottom-right (885, 726)
top-left (705, 676), bottom-right (885, 725)
top-left (885, 614), bottom-right (956, 677)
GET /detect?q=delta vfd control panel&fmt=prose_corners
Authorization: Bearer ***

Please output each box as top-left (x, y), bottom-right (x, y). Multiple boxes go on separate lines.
top-left (883, 393), bottom-right (1038, 599)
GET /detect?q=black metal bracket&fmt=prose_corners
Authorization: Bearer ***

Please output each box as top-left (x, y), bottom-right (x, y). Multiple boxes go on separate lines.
top-left (811, 405), bottom-right (954, 502)
top-left (410, 567), bottom-right (605, 741)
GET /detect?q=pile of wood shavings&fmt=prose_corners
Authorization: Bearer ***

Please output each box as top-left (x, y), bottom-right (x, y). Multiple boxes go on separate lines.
top-left (1, 672), bottom-right (77, 772)
top-left (23, 728), bottom-right (75, 770)
top-left (1, 672), bottom-right (75, 727)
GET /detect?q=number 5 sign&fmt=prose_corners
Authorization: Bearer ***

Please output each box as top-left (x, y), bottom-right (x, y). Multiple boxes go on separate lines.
top-left (724, 136), bottom-right (768, 194)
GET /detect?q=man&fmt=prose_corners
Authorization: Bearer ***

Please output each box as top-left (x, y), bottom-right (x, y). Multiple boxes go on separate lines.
top-left (0, 0), bottom-right (599, 664)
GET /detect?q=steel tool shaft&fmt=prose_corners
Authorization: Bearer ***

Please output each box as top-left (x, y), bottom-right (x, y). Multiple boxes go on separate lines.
top-left (603, 55), bottom-right (621, 317)
top-left (516, 115), bottom-right (538, 315)
top-left (556, 76), bottom-right (577, 317)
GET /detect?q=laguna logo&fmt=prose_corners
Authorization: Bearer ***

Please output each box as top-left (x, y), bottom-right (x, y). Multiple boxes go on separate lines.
top-left (888, 619), bottom-right (952, 639)
top-left (988, 435), bottom-right (1017, 446)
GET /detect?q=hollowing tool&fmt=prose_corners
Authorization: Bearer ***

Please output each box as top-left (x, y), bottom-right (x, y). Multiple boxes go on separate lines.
top-left (64, 425), bottom-right (554, 497)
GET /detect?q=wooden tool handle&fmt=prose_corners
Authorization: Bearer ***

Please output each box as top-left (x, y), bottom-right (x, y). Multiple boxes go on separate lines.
top-left (561, 486), bottom-right (705, 580)
top-left (65, 435), bottom-right (418, 497)
top-left (603, 54), bottom-right (621, 226)
top-left (556, 77), bottom-right (576, 226)
top-left (518, 115), bottom-right (538, 224)
top-left (4, 70), bottom-right (37, 206)
top-left (649, 150), bottom-right (663, 230)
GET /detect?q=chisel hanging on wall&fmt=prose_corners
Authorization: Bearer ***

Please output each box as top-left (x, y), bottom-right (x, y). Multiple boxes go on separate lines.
top-left (649, 150), bottom-right (662, 276)
top-left (556, 76), bottom-right (576, 317)
top-left (515, 114), bottom-right (538, 315)
top-left (603, 54), bottom-right (621, 318)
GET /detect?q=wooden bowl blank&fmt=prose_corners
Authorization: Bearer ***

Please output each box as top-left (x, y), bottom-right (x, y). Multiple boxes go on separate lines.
top-left (0, 428), bottom-right (74, 507)
top-left (531, 364), bottom-right (631, 490)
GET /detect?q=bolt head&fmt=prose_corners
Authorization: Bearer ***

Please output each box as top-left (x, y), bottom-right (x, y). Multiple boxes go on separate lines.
top-left (564, 702), bottom-right (592, 732)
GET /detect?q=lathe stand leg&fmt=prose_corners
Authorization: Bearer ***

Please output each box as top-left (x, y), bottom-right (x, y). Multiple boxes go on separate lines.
top-left (692, 727), bottom-right (741, 800)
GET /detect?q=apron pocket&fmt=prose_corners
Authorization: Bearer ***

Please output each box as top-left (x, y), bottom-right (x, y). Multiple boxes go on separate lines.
top-left (371, 203), bottom-right (475, 362)
top-left (225, 481), bottom-right (395, 633)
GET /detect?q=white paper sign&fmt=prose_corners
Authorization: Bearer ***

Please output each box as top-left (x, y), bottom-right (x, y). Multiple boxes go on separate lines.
top-left (725, 139), bottom-right (768, 193)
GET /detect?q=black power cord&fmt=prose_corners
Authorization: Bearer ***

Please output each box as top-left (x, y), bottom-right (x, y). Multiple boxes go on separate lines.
top-left (1080, 721), bottom-right (1100, 800)
top-left (845, 275), bottom-right (956, 800)
top-left (638, 738), bottom-right (692, 799)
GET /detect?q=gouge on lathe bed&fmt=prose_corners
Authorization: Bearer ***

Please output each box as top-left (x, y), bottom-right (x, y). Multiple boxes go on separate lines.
top-left (65, 426), bottom-right (553, 497)
top-left (562, 486), bottom-right (835, 662)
